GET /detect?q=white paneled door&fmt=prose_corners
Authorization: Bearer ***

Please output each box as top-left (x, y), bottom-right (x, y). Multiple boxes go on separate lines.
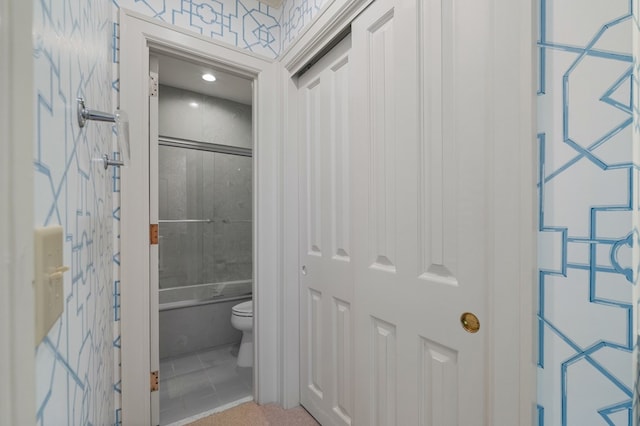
top-left (351, 0), bottom-right (489, 424)
top-left (298, 0), bottom-right (522, 424)
top-left (298, 35), bottom-right (354, 426)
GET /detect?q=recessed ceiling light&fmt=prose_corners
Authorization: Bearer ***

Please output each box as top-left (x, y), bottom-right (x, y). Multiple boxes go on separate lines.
top-left (189, 102), bottom-right (199, 108)
top-left (202, 73), bottom-right (216, 82)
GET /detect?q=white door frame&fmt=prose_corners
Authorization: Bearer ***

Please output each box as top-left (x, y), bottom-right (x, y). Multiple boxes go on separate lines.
top-left (0, 1), bottom-right (36, 425)
top-left (119, 9), bottom-right (282, 424)
top-left (280, 0), bottom-right (537, 422)
top-left (486, 0), bottom-right (537, 421)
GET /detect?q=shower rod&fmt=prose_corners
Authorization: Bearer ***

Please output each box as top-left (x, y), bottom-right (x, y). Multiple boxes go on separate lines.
top-left (158, 136), bottom-right (252, 157)
top-left (158, 219), bottom-right (252, 224)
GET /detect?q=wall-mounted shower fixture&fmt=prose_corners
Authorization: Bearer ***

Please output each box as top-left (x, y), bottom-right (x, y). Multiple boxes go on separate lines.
top-left (100, 154), bottom-right (124, 170)
top-left (77, 97), bottom-right (131, 169)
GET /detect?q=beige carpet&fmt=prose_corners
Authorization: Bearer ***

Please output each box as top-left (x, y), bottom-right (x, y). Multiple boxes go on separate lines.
top-left (187, 402), bottom-right (320, 426)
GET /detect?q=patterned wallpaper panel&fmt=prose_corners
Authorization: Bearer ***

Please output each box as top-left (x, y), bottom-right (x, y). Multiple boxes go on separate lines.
top-left (632, 0), bottom-right (640, 423)
top-left (33, 0), bottom-right (116, 425)
top-left (114, 0), bottom-right (283, 58)
top-left (537, 0), bottom-right (635, 424)
top-left (113, 0), bottom-right (330, 58)
top-left (280, 0), bottom-right (327, 51)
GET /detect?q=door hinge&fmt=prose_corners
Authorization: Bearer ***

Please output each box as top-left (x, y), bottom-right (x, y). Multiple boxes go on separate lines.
top-left (150, 224), bottom-right (159, 245)
top-left (150, 370), bottom-right (159, 392)
top-left (149, 72), bottom-right (159, 98)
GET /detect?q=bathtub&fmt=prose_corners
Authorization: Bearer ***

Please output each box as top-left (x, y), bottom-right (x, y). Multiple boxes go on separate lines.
top-left (159, 279), bottom-right (252, 311)
top-left (159, 280), bottom-right (252, 359)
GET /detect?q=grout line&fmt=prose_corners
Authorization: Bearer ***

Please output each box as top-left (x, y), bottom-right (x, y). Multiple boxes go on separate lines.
top-left (160, 344), bottom-right (252, 425)
top-left (165, 396), bottom-right (254, 426)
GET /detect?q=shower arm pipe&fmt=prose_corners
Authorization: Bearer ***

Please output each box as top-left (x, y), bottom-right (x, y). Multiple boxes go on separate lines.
top-left (77, 97), bottom-right (115, 128)
top-left (76, 98), bottom-right (130, 170)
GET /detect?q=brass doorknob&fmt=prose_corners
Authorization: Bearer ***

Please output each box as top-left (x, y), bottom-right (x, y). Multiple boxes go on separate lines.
top-left (460, 312), bottom-right (480, 333)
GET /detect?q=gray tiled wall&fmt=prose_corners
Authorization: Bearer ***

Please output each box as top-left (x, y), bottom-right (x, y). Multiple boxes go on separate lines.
top-left (159, 85), bottom-right (253, 148)
top-left (159, 298), bottom-right (249, 359)
top-left (158, 87), bottom-right (253, 290)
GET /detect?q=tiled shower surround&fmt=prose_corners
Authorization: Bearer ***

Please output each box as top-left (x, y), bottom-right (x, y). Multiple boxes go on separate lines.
top-left (159, 146), bottom-right (253, 288)
top-left (158, 85), bottom-right (253, 149)
top-left (158, 85), bottom-right (253, 289)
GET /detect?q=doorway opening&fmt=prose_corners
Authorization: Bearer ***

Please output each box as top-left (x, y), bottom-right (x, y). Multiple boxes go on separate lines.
top-left (151, 53), bottom-right (255, 425)
top-left (119, 10), bottom-right (281, 424)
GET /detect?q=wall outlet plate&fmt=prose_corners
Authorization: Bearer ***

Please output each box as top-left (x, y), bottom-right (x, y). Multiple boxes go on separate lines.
top-left (34, 226), bottom-right (67, 345)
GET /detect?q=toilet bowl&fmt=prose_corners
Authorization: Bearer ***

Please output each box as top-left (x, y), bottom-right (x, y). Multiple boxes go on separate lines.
top-left (230, 300), bottom-right (253, 367)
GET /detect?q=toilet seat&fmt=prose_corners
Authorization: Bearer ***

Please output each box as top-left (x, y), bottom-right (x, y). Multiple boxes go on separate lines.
top-left (232, 300), bottom-right (253, 317)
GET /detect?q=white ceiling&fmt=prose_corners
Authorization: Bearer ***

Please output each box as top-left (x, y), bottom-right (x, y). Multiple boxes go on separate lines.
top-left (157, 54), bottom-right (253, 105)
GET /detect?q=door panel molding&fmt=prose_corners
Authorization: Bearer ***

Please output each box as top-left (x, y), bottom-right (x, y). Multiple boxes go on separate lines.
top-left (419, 337), bottom-right (459, 426)
top-left (371, 317), bottom-right (397, 426)
top-left (308, 288), bottom-right (324, 398)
top-left (306, 80), bottom-right (324, 256)
top-left (418, 0), bottom-right (457, 280)
top-left (330, 58), bottom-right (351, 261)
top-left (333, 298), bottom-right (353, 423)
top-left (367, 5), bottom-right (397, 273)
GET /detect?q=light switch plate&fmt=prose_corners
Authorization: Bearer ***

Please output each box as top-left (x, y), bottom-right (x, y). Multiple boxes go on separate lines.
top-left (34, 226), bottom-right (66, 345)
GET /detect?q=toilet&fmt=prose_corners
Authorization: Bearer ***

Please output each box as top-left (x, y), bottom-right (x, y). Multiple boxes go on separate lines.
top-left (230, 300), bottom-right (253, 367)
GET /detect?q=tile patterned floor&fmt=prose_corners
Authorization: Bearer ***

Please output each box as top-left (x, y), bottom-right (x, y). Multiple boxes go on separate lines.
top-left (160, 343), bottom-right (253, 425)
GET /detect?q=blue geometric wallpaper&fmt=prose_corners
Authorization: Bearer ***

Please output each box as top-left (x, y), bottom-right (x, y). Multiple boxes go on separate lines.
top-left (632, 0), bottom-right (640, 424)
top-left (36, 0), bottom-right (640, 425)
top-left (280, 0), bottom-right (327, 51)
top-left (33, 0), bottom-right (116, 424)
top-left (537, 0), bottom-right (635, 424)
top-left (114, 0), bottom-right (285, 58)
